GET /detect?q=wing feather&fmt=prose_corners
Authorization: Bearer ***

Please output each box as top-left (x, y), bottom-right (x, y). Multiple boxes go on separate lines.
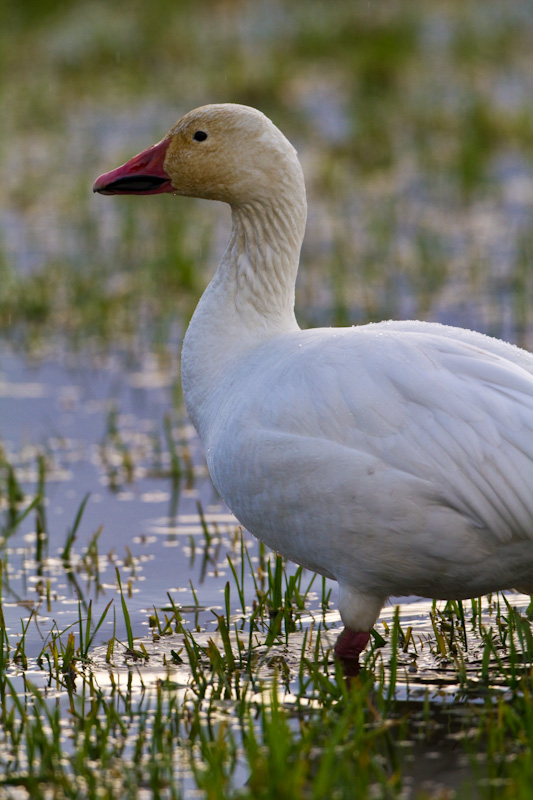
top-left (259, 326), bottom-right (533, 545)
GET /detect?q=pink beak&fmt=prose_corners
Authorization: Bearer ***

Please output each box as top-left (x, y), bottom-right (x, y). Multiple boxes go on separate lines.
top-left (93, 137), bottom-right (174, 195)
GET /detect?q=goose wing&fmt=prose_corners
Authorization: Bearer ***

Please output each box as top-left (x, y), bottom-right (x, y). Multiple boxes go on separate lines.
top-left (212, 325), bottom-right (533, 553)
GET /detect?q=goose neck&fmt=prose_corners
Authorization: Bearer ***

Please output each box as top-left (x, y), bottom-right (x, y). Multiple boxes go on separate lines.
top-left (224, 196), bottom-right (305, 325)
top-left (181, 191), bottom-right (306, 437)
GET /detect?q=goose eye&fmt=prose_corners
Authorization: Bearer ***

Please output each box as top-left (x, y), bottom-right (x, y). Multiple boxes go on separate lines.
top-left (193, 130), bottom-right (208, 142)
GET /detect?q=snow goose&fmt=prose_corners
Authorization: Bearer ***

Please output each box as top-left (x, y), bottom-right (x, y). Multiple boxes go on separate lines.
top-left (94, 103), bottom-right (533, 669)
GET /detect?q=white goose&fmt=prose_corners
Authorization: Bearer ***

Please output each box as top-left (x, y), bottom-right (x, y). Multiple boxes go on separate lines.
top-left (94, 104), bottom-right (533, 667)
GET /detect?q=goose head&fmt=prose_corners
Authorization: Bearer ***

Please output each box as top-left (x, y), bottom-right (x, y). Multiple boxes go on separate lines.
top-left (93, 103), bottom-right (305, 209)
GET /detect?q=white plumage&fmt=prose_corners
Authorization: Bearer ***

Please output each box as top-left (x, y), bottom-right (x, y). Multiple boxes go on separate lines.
top-left (94, 103), bottom-right (533, 664)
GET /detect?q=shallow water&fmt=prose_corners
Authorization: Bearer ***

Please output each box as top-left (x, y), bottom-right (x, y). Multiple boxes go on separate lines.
top-left (2, 272), bottom-right (532, 795)
top-left (0, 342), bottom-right (253, 653)
top-left (2, 339), bottom-right (530, 697)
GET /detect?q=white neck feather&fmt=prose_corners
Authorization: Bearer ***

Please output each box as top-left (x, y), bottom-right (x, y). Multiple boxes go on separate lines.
top-left (181, 170), bottom-right (307, 436)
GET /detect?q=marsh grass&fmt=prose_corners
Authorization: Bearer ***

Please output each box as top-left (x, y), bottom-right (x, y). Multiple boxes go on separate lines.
top-left (2, 591), bottom-right (533, 800)
top-left (0, 445), bottom-right (532, 798)
top-left (2, 1), bottom-right (533, 352)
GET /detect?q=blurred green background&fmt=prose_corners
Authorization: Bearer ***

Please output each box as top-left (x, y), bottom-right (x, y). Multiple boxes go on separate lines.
top-left (1, 0), bottom-right (533, 355)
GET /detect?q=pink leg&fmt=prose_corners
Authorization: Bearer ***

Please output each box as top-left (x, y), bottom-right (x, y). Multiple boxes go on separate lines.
top-left (334, 628), bottom-right (370, 676)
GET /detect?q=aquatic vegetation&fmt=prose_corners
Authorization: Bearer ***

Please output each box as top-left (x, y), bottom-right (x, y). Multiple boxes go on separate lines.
top-left (1, 0), bottom-right (533, 351)
top-left (0, 480), bottom-right (532, 798)
top-left (0, 439), bottom-right (532, 798)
